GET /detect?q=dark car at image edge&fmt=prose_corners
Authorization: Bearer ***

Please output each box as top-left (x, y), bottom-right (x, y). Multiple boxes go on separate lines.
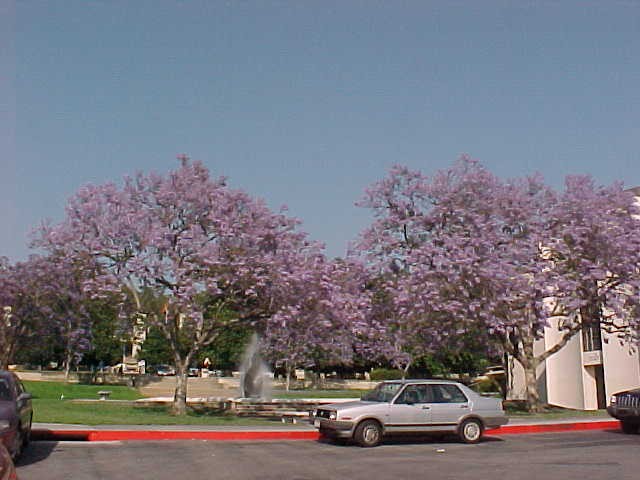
top-left (0, 371), bottom-right (33, 460)
top-left (0, 443), bottom-right (16, 480)
top-left (607, 388), bottom-right (640, 434)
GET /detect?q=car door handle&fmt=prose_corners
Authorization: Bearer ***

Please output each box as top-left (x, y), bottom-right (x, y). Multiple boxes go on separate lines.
top-left (460, 405), bottom-right (469, 409)
top-left (421, 406), bottom-right (431, 410)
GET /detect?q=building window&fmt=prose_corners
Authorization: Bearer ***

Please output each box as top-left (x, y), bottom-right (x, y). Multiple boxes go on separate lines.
top-left (582, 321), bottom-right (602, 352)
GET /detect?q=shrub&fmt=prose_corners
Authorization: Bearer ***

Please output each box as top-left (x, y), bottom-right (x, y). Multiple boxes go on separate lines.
top-left (369, 368), bottom-right (403, 381)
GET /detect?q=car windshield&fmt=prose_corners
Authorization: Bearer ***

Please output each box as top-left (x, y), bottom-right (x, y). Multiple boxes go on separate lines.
top-left (0, 380), bottom-right (12, 401)
top-left (361, 382), bottom-right (402, 402)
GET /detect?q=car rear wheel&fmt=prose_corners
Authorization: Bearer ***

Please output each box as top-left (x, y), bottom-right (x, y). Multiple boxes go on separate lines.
top-left (459, 418), bottom-right (483, 444)
top-left (621, 421), bottom-right (639, 434)
top-left (354, 420), bottom-right (383, 447)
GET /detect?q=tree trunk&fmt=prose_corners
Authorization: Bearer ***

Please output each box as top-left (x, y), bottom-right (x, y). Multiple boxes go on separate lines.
top-left (522, 360), bottom-right (540, 413)
top-left (0, 324), bottom-right (19, 370)
top-left (516, 336), bottom-right (541, 413)
top-left (0, 345), bottom-right (13, 370)
top-left (402, 361), bottom-right (411, 380)
top-left (64, 349), bottom-right (73, 382)
top-left (172, 362), bottom-right (189, 415)
top-left (285, 365), bottom-right (292, 392)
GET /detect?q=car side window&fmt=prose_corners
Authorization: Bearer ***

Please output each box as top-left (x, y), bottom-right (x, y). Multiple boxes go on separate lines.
top-left (395, 385), bottom-right (419, 404)
top-left (396, 385), bottom-right (432, 404)
top-left (429, 384), bottom-right (468, 403)
top-left (0, 380), bottom-right (11, 401)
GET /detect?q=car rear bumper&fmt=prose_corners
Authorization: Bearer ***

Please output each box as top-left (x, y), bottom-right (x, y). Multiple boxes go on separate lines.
top-left (484, 415), bottom-right (509, 429)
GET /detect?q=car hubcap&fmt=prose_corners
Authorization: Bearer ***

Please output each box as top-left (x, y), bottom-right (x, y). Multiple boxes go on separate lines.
top-left (363, 426), bottom-right (379, 443)
top-left (464, 423), bottom-right (480, 441)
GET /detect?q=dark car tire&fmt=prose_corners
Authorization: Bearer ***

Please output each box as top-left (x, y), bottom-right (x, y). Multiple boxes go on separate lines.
top-left (458, 418), bottom-right (484, 444)
top-left (11, 427), bottom-right (23, 461)
top-left (354, 420), bottom-right (383, 448)
top-left (621, 421), bottom-right (639, 434)
top-left (22, 414), bottom-right (33, 447)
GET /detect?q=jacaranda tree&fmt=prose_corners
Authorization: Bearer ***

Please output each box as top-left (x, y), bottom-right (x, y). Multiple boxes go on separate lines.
top-left (0, 254), bottom-right (96, 376)
top-left (262, 257), bottom-right (371, 390)
top-left (356, 157), bottom-right (640, 411)
top-left (36, 156), bottom-right (324, 414)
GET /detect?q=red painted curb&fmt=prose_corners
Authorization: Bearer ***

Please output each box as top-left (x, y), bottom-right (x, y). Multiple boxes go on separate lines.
top-left (486, 420), bottom-right (619, 436)
top-left (32, 420), bottom-right (620, 442)
top-left (87, 430), bottom-right (320, 442)
top-left (32, 429), bottom-right (320, 442)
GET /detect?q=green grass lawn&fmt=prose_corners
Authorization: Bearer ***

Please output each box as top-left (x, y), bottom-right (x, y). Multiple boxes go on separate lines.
top-left (24, 381), bottom-right (278, 426)
top-left (506, 406), bottom-right (609, 419)
top-left (24, 380), bottom-right (608, 425)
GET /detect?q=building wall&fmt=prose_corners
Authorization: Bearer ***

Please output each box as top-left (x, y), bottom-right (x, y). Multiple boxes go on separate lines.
top-left (601, 331), bottom-right (640, 399)
top-left (508, 325), bottom-right (640, 410)
top-left (543, 323), bottom-right (586, 409)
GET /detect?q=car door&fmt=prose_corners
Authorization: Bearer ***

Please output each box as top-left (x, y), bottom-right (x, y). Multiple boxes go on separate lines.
top-left (13, 377), bottom-right (32, 430)
top-left (426, 384), bottom-right (470, 426)
top-left (386, 384), bottom-right (432, 432)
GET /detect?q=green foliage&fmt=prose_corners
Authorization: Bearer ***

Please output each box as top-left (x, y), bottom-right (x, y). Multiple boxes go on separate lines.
top-left (370, 368), bottom-right (403, 380)
top-left (470, 378), bottom-right (501, 394)
top-left (82, 299), bottom-right (125, 367)
top-left (412, 351), bottom-right (491, 378)
top-left (139, 326), bottom-right (173, 366)
top-left (198, 324), bottom-right (253, 370)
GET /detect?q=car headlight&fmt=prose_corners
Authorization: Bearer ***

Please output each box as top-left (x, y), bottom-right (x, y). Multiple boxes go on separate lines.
top-left (329, 411), bottom-right (337, 421)
top-left (610, 395), bottom-right (617, 405)
top-left (0, 420), bottom-right (9, 431)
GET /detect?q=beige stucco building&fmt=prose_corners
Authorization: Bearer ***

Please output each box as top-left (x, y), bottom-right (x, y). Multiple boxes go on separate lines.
top-left (508, 322), bottom-right (640, 410)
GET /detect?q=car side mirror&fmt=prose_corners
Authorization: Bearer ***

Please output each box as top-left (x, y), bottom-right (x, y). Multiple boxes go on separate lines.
top-left (18, 392), bottom-right (32, 401)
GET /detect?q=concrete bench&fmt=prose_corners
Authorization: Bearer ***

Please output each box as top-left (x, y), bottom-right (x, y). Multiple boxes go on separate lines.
top-left (98, 390), bottom-right (112, 400)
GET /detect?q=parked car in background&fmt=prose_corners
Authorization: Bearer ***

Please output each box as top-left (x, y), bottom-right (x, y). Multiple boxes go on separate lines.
top-left (153, 365), bottom-right (176, 376)
top-left (311, 379), bottom-right (508, 447)
top-left (0, 443), bottom-right (17, 480)
top-left (607, 387), bottom-right (640, 434)
top-left (0, 371), bottom-right (32, 460)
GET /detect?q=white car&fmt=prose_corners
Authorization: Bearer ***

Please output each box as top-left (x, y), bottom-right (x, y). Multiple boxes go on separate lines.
top-left (311, 379), bottom-right (508, 447)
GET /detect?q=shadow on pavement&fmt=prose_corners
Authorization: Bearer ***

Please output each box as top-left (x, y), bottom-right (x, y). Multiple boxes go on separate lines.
top-left (318, 433), bottom-right (504, 447)
top-left (15, 441), bottom-right (57, 468)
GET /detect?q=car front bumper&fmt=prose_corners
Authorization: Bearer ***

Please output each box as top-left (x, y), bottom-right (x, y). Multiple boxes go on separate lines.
top-left (0, 429), bottom-right (16, 452)
top-left (607, 405), bottom-right (640, 422)
top-left (311, 417), bottom-right (355, 438)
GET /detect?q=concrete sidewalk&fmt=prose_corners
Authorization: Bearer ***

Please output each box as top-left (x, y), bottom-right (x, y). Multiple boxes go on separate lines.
top-left (31, 413), bottom-right (621, 442)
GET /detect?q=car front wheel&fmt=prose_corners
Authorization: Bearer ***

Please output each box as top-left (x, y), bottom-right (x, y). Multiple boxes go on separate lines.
top-left (459, 418), bottom-right (483, 444)
top-left (621, 421), bottom-right (639, 434)
top-left (354, 420), bottom-right (383, 447)
top-left (11, 428), bottom-right (23, 460)
top-left (23, 414), bottom-right (33, 447)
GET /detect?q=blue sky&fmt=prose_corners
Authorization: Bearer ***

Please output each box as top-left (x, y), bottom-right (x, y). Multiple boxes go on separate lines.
top-left (3, 1), bottom-right (639, 260)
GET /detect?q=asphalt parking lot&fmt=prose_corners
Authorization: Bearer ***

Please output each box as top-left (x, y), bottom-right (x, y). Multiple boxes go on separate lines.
top-left (16, 430), bottom-right (640, 480)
